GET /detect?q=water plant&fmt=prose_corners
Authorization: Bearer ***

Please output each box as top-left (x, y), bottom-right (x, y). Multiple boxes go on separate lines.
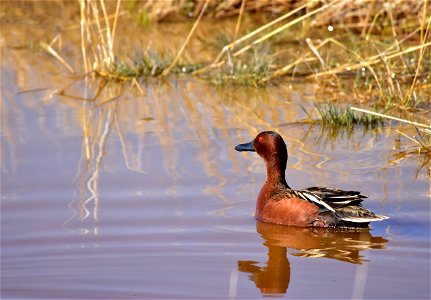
top-left (44, 0), bottom-right (429, 118)
top-left (192, 0), bottom-right (430, 108)
top-left (209, 44), bottom-right (273, 86)
top-left (314, 104), bottom-right (384, 129)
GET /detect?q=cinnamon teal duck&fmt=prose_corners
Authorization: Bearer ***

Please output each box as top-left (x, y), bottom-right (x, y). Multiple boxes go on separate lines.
top-left (235, 131), bottom-right (389, 227)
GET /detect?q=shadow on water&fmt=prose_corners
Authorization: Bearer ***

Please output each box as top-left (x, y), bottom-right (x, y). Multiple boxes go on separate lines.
top-left (238, 221), bottom-right (388, 296)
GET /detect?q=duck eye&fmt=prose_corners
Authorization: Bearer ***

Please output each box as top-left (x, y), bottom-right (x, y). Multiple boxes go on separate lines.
top-left (258, 136), bottom-right (264, 143)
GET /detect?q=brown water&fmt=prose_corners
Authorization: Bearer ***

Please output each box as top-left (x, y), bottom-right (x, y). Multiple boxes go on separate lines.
top-left (1, 3), bottom-right (430, 299)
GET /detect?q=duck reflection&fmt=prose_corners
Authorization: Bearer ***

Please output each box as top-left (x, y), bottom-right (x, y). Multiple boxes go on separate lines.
top-left (238, 221), bottom-right (388, 295)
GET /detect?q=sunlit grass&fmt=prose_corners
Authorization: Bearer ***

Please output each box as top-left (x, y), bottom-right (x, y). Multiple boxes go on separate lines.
top-left (198, 0), bottom-right (430, 109)
top-left (44, 0), bottom-right (429, 113)
top-left (316, 104), bottom-right (384, 128)
top-left (79, 0), bottom-right (121, 73)
top-left (301, 104), bottom-right (384, 129)
top-left (71, 0), bottom-right (431, 102)
top-left (95, 51), bottom-right (202, 80)
top-left (209, 44), bottom-right (273, 86)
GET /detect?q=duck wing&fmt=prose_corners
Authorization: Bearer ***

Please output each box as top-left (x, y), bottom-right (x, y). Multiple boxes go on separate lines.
top-left (291, 186), bottom-right (366, 212)
top-left (292, 186), bottom-right (388, 223)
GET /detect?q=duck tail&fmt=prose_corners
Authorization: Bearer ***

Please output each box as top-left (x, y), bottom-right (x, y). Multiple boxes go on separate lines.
top-left (339, 213), bottom-right (389, 223)
top-left (334, 205), bottom-right (389, 224)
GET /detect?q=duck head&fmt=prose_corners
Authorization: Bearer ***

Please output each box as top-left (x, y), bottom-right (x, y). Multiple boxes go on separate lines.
top-left (235, 131), bottom-right (288, 181)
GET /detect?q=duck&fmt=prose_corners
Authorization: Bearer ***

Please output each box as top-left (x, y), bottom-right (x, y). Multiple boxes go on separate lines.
top-left (235, 131), bottom-right (389, 227)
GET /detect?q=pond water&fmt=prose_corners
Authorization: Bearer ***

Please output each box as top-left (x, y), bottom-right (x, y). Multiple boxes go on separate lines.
top-left (1, 3), bottom-right (430, 299)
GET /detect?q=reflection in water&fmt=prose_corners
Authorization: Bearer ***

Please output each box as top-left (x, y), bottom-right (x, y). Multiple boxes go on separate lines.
top-left (238, 243), bottom-right (290, 295)
top-left (65, 82), bottom-right (119, 235)
top-left (238, 221), bottom-right (388, 296)
top-left (56, 78), bottom-right (312, 233)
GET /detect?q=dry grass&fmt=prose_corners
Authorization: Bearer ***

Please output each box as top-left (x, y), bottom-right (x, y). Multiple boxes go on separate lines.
top-left (79, 0), bottom-right (121, 74)
top-left (35, 0), bottom-right (430, 167)
top-left (45, 0), bottom-right (430, 110)
top-left (137, 0), bottom-right (299, 21)
top-left (197, 0), bottom-right (430, 108)
top-left (69, 0), bottom-right (430, 141)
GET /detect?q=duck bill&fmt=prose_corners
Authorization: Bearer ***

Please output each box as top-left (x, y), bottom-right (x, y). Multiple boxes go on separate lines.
top-left (235, 141), bottom-right (255, 152)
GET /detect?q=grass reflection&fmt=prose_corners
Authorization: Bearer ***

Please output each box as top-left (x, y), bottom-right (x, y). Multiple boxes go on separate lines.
top-left (67, 103), bottom-right (116, 235)
top-left (56, 76), bottom-right (311, 232)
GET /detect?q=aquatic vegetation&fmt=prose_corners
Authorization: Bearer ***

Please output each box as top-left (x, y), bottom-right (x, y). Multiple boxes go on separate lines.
top-left (65, 0), bottom-right (430, 135)
top-left (102, 54), bottom-right (170, 79)
top-left (198, 0), bottom-right (430, 108)
top-left (43, 0), bottom-right (429, 111)
top-left (302, 103), bottom-right (421, 150)
top-left (77, 0), bottom-right (207, 79)
top-left (209, 44), bottom-right (273, 86)
top-left (94, 52), bottom-right (202, 80)
top-left (316, 104), bottom-right (384, 128)
top-left (71, 0), bottom-right (431, 101)
top-left (301, 103), bottom-right (384, 130)
top-left (296, 104), bottom-right (383, 146)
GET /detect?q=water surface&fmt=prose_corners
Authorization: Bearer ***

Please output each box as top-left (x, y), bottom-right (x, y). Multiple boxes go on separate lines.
top-left (1, 3), bottom-right (430, 299)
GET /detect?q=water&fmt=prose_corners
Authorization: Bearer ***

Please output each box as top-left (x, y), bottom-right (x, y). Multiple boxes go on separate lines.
top-left (1, 3), bottom-right (430, 299)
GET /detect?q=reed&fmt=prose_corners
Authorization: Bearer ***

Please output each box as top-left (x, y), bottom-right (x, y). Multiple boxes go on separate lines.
top-left (72, 0), bottom-right (429, 111)
top-left (197, 0), bottom-right (430, 107)
top-left (79, 0), bottom-right (121, 74)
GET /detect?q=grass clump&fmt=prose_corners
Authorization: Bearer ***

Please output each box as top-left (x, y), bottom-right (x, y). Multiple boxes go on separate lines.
top-left (113, 53), bottom-right (170, 78)
top-left (96, 52), bottom-right (202, 81)
top-left (211, 64), bottom-right (268, 86)
top-left (210, 45), bottom-right (273, 86)
top-left (313, 104), bottom-right (384, 129)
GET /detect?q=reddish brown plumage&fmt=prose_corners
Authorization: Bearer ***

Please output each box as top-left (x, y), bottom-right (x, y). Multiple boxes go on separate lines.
top-left (256, 196), bottom-right (320, 226)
